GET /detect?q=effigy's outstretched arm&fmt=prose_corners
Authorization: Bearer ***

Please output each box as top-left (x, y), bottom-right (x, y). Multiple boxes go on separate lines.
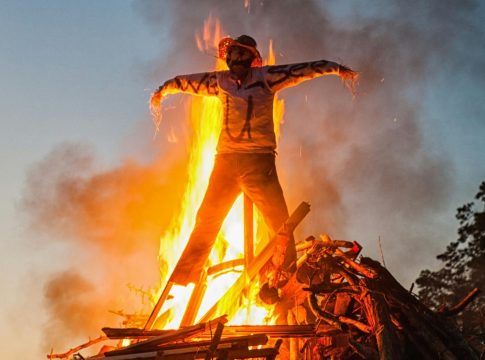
top-left (263, 60), bottom-right (358, 93)
top-left (149, 71), bottom-right (219, 134)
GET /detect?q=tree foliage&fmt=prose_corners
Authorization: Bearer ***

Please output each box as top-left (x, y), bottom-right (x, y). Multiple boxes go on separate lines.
top-left (416, 181), bottom-right (484, 348)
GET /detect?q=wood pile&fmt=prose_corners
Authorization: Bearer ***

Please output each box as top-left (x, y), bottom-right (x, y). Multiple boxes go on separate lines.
top-left (278, 235), bottom-right (481, 359)
top-left (48, 203), bottom-right (480, 359)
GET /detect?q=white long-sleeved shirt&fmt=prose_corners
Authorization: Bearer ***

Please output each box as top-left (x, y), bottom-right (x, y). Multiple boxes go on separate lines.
top-left (160, 60), bottom-right (341, 154)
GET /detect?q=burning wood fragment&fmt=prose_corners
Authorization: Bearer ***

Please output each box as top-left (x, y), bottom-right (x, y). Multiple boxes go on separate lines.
top-left (438, 287), bottom-right (481, 316)
top-left (47, 336), bottom-right (107, 360)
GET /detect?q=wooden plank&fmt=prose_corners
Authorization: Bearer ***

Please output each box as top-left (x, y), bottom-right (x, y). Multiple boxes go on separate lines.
top-left (103, 324), bottom-right (318, 339)
top-left (104, 324), bottom-right (317, 341)
top-left (157, 340), bottom-right (282, 360)
top-left (207, 259), bottom-right (245, 276)
top-left (106, 316), bottom-right (227, 357)
top-left (333, 248), bottom-right (376, 279)
top-left (439, 287), bottom-right (481, 316)
top-left (99, 351), bottom-right (160, 360)
top-left (102, 327), bottom-right (171, 339)
top-left (220, 347), bottom-right (280, 360)
top-left (222, 324), bottom-right (331, 338)
top-left (144, 281), bottom-right (174, 331)
top-left (47, 336), bottom-right (107, 359)
top-left (158, 334), bottom-right (268, 351)
top-left (180, 270), bottom-right (208, 327)
top-left (205, 321), bottom-right (224, 360)
top-left (243, 194), bottom-right (254, 266)
top-left (287, 311), bottom-right (298, 360)
top-left (362, 281), bottom-right (403, 359)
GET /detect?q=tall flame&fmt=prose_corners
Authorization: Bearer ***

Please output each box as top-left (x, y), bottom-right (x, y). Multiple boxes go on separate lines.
top-left (155, 18), bottom-right (284, 329)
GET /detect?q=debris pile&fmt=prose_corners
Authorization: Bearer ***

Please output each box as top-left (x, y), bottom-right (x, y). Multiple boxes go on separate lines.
top-left (282, 235), bottom-right (480, 359)
top-left (48, 202), bottom-right (480, 359)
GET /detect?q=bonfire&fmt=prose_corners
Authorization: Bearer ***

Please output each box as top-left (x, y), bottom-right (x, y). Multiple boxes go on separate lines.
top-left (48, 201), bottom-right (480, 360)
top-left (47, 18), bottom-right (480, 360)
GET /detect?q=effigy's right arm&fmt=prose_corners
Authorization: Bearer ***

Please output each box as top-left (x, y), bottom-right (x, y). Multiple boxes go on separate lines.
top-left (149, 72), bottom-right (219, 135)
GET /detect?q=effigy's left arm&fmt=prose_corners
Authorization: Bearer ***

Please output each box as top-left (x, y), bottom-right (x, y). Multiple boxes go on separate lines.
top-left (263, 60), bottom-right (358, 94)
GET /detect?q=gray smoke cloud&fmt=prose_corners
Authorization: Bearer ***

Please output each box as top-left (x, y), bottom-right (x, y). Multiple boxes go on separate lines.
top-left (22, 142), bottom-right (189, 353)
top-left (134, 0), bottom-right (484, 284)
top-left (42, 269), bottom-right (109, 352)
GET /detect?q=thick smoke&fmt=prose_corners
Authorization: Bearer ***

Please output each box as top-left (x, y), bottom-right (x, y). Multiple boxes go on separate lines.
top-left (22, 142), bottom-right (190, 352)
top-left (42, 270), bottom-right (110, 352)
top-left (23, 142), bottom-right (187, 255)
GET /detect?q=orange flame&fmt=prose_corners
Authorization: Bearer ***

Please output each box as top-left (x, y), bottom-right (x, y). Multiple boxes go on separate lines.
top-left (154, 18), bottom-right (284, 329)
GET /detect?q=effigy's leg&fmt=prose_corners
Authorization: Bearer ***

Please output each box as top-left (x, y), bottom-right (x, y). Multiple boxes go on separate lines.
top-left (240, 154), bottom-right (296, 279)
top-left (171, 156), bottom-right (240, 285)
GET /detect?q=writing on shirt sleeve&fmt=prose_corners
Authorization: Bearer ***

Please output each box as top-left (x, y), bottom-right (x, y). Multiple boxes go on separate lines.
top-left (167, 72), bottom-right (219, 96)
top-left (265, 60), bottom-right (338, 90)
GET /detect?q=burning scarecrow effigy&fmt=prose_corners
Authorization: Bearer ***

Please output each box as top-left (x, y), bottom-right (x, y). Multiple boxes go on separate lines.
top-left (48, 34), bottom-right (481, 360)
top-left (149, 34), bottom-right (357, 294)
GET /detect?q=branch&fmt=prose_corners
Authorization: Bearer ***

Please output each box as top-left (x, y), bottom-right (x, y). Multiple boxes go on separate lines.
top-left (439, 287), bottom-right (481, 316)
top-left (47, 336), bottom-right (108, 359)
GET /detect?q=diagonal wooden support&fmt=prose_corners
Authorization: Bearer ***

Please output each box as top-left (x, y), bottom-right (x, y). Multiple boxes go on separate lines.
top-left (180, 268), bottom-right (208, 327)
top-left (243, 194), bottom-right (254, 266)
top-left (199, 202), bottom-right (311, 323)
top-left (144, 281), bottom-right (175, 331)
top-left (204, 321), bottom-right (225, 360)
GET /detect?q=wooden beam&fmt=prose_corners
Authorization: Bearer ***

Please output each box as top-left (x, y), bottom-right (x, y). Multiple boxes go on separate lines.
top-left (244, 194), bottom-right (254, 266)
top-left (180, 270), bottom-right (208, 327)
top-left (144, 281), bottom-right (174, 331)
top-left (102, 327), bottom-right (171, 339)
top-left (439, 287), bottom-right (481, 316)
top-left (204, 321), bottom-right (224, 360)
top-left (207, 259), bottom-right (245, 276)
top-left (102, 324), bottom-right (340, 340)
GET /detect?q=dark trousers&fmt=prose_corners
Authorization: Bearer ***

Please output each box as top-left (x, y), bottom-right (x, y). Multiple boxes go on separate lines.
top-left (171, 153), bottom-right (296, 285)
